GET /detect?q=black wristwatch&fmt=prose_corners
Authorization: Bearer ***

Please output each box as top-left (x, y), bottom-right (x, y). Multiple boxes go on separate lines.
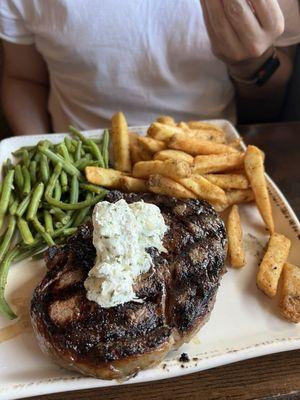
top-left (229, 48), bottom-right (280, 87)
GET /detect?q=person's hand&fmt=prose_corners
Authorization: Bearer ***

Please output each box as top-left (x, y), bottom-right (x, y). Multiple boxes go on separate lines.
top-left (200, 0), bottom-right (285, 79)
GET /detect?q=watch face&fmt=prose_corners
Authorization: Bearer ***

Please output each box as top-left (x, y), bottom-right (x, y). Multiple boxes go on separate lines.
top-left (256, 55), bottom-right (280, 87)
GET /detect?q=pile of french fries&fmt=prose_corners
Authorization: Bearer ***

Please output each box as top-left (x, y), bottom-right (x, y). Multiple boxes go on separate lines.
top-left (85, 112), bottom-right (299, 323)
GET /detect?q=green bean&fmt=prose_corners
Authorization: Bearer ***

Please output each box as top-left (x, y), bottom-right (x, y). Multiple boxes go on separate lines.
top-left (57, 142), bottom-right (71, 162)
top-left (45, 163), bottom-right (62, 196)
top-left (53, 227), bottom-right (77, 239)
top-left (0, 246), bottom-right (20, 319)
top-left (16, 194), bottom-right (31, 218)
top-left (70, 176), bottom-right (79, 204)
top-left (3, 158), bottom-right (13, 176)
top-left (64, 137), bottom-right (75, 153)
top-left (46, 191), bottom-right (107, 210)
top-left (44, 210), bottom-right (54, 235)
top-left (82, 145), bottom-right (91, 152)
top-left (22, 150), bottom-right (30, 167)
top-left (0, 182), bottom-right (2, 198)
top-left (85, 153), bottom-right (93, 160)
top-left (80, 183), bottom-right (104, 194)
top-left (14, 164), bottom-right (24, 192)
top-left (75, 140), bottom-right (82, 162)
top-left (12, 146), bottom-right (35, 156)
top-left (14, 243), bottom-right (47, 264)
top-left (40, 154), bottom-right (50, 184)
top-left (41, 140), bottom-right (53, 149)
top-left (17, 218), bottom-right (34, 245)
top-left (69, 125), bottom-right (89, 144)
top-left (0, 170), bottom-right (15, 229)
top-left (29, 160), bottom-right (37, 186)
top-left (50, 207), bottom-right (70, 224)
top-left (32, 217), bottom-right (54, 246)
top-left (9, 192), bottom-right (15, 207)
top-left (75, 159), bottom-right (101, 171)
top-left (71, 139), bottom-right (78, 148)
top-left (73, 194), bottom-right (92, 226)
top-left (31, 249), bottom-right (47, 261)
top-left (22, 165), bottom-right (31, 195)
top-left (34, 152), bottom-right (41, 163)
top-left (60, 171), bottom-right (68, 193)
top-left (26, 182), bottom-right (44, 221)
top-left (102, 129), bottom-right (110, 168)
top-left (11, 150), bottom-right (23, 158)
top-left (38, 146), bottom-right (81, 177)
top-left (87, 139), bottom-right (105, 167)
top-left (9, 198), bottom-right (19, 216)
top-left (0, 215), bottom-right (16, 263)
top-left (45, 165), bottom-right (106, 210)
top-left (54, 180), bottom-right (62, 201)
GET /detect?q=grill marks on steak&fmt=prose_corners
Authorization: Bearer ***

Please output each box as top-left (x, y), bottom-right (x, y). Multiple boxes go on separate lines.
top-left (31, 191), bottom-right (227, 379)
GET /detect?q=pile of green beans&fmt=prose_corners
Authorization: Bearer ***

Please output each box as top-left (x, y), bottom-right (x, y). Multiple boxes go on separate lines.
top-left (0, 126), bottom-right (109, 319)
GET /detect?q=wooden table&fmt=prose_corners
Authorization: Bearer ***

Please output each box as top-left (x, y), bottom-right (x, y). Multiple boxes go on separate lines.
top-left (27, 122), bottom-right (300, 400)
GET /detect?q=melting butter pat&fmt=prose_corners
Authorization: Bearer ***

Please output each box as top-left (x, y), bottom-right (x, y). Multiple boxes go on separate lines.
top-left (84, 199), bottom-right (168, 308)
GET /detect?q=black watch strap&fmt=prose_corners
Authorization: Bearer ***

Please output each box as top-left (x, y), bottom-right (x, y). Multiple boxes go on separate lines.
top-left (229, 48), bottom-right (280, 87)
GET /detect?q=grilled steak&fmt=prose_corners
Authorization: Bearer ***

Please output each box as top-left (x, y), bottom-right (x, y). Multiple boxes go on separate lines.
top-left (31, 191), bottom-right (227, 379)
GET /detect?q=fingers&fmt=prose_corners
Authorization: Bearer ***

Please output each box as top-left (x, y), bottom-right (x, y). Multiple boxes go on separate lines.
top-left (222, 0), bottom-right (263, 46)
top-left (250, 0), bottom-right (284, 33)
top-left (200, 0), bottom-right (285, 64)
top-left (201, 0), bottom-right (244, 61)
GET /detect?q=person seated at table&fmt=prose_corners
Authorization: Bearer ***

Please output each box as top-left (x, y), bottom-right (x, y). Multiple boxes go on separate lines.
top-left (0, 0), bottom-right (299, 135)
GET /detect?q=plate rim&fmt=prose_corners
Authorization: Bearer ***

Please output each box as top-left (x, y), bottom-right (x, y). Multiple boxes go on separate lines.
top-left (0, 120), bottom-right (299, 400)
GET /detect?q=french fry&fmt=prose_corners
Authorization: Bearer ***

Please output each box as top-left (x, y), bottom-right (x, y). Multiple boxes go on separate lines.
top-left (130, 143), bottom-right (143, 164)
top-left (187, 121), bottom-right (226, 143)
top-left (85, 167), bottom-right (123, 188)
top-left (244, 145), bottom-right (274, 233)
top-left (133, 159), bottom-right (191, 180)
top-left (130, 143), bottom-right (152, 164)
top-left (179, 175), bottom-right (227, 205)
top-left (187, 129), bottom-right (226, 143)
top-left (174, 121), bottom-right (225, 143)
top-left (210, 202), bottom-right (228, 213)
top-left (119, 176), bottom-right (148, 193)
top-left (187, 121), bottom-right (225, 136)
top-left (226, 189), bottom-right (254, 206)
top-left (228, 138), bottom-right (243, 150)
top-left (177, 121), bottom-right (190, 130)
top-left (111, 112), bottom-right (131, 172)
top-left (147, 174), bottom-right (196, 199)
top-left (204, 173), bottom-right (249, 190)
top-left (128, 131), bottom-right (139, 144)
top-left (257, 233), bottom-right (291, 298)
top-left (169, 134), bottom-right (239, 155)
top-left (227, 205), bottom-right (245, 268)
top-left (153, 149), bottom-right (194, 164)
top-left (136, 136), bottom-right (166, 153)
top-left (279, 263), bottom-right (300, 323)
top-left (194, 153), bottom-right (244, 174)
top-left (156, 115), bottom-right (176, 126)
top-left (147, 122), bottom-right (183, 141)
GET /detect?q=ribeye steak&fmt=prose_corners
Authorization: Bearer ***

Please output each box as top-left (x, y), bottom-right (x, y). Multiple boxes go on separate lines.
top-left (31, 191), bottom-right (227, 379)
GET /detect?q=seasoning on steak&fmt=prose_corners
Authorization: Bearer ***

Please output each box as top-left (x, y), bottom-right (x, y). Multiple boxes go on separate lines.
top-left (31, 191), bottom-right (227, 380)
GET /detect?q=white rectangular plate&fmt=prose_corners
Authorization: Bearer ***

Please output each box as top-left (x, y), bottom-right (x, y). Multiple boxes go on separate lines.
top-left (0, 120), bottom-right (299, 400)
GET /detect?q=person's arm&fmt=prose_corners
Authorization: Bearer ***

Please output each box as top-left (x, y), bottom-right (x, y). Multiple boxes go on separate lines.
top-left (200, 0), bottom-right (296, 123)
top-left (1, 41), bottom-right (51, 135)
top-left (231, 45), bottom-right (296, 123)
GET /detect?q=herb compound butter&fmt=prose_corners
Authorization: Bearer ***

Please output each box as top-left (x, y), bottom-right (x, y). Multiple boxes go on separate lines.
top-left (84, 199), bottom-right (168, 308)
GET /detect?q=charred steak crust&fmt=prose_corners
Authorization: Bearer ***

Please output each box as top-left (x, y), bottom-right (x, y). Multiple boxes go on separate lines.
top-left (31, 191), bottom-right (227, 379)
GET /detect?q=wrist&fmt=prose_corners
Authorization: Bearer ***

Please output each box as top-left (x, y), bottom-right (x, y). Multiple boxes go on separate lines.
top-left (227, 46), bottom-right (275, 81)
